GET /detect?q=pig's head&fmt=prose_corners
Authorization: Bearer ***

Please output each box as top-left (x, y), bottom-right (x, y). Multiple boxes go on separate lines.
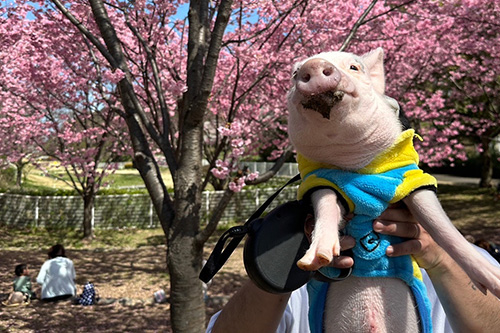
top-left (287, 48), bottom-right (403, 170)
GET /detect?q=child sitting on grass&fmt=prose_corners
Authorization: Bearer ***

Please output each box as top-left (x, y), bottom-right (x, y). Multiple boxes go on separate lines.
top-left (2, 264), bottom-right (36, 306)
top-left (13, 264), bottom-right (36, 300)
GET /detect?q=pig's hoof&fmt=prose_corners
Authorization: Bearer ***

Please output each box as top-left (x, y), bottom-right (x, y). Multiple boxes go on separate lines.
top-left (297, 253), bottom-right (331, 271)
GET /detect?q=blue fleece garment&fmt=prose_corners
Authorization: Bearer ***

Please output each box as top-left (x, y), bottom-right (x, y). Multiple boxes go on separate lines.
top-left (306, 164), bottom-right (433, 333)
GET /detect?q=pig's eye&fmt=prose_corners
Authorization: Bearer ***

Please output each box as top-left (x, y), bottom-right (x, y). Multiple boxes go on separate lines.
top-left (350, 65), bottom-right (359, 71)
top-left (292, 69), bottom-right (299, 79)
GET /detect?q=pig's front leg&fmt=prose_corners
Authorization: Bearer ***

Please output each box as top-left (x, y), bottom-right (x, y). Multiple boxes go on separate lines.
top-left (404, 190), bottom-right (500, 298)
top-left (297, 189), bottom-right (345, 271)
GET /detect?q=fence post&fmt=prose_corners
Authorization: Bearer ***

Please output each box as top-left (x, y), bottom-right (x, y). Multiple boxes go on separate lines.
top-left (1, 183), bottom-right (299, 229)
top-left (35, 196), bottom-right (39, 228)
top-left (91, 206), bottom-right (95, 230)
top-left (255, 188), bottom-right (259, 208)
top-left (205, 191), bottom-right (210, 223)
top-left (149, 200), bottom-right (153, 228)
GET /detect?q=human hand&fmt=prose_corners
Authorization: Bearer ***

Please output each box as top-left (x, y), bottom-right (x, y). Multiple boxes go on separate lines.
top-left (373, 204), bottom-right (449, 271)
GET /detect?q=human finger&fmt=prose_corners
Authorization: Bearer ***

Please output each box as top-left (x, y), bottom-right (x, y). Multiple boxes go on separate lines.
top-left (385, 239), bottom-right (424, 257)
top-left (339, 235), bottom-right (356, 250)
top-left (326, 236), bottom-right (355, 269)
top-left (328, 255), bottom-right (354, 269)
top-left (373, 220), bottom-right (422, 239)
top-left (377, 205), bottom-right (417, 224)
top-left (374, 219), bottom-right (445, 270)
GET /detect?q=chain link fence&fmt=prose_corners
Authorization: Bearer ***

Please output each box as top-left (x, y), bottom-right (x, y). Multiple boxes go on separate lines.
top-left (0, 162), bottom-right (300, 229)
top-left (0, 185), bottom-right (299, 229)
top-left (241, 162), bottom-right (298, 177)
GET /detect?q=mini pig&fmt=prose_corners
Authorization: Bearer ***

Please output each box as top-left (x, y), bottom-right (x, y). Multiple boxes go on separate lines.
top-left (287, 48), bottom-right (500, 332)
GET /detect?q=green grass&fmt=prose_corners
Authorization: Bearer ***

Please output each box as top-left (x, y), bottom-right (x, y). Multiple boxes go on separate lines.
top-left (7, 163), bottom-right (293, 195)
top-left (104, 172), bottom-right (148, 188)
top-left (1, 166), bottom-right (174, 195)
top-left (0, 226), bottom-right (166, 250)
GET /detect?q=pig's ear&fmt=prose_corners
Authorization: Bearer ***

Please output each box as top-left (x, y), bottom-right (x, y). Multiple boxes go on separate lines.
top-left (361, 48), bottom-right (385, 95)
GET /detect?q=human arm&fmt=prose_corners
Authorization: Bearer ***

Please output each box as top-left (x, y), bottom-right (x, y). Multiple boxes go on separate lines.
top-left (211, 280), bottom-right (291, 333)
top-left (374, 205), bottom-right (500, 333)
top-left (70, 259), bottom-right (76, 281)
top-left (36, 261), bottom-right (47, 285)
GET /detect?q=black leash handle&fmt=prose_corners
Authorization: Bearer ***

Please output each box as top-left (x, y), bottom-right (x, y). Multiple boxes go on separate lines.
top-left (199, 174), bottom-right (301, 283)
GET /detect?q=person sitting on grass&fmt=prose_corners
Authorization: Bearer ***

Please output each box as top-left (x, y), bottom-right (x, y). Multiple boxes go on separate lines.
top-left (2, 264), bottom-right (36, 307)
top-left (13, 264), bottom-right (36, 300)
top-left (36, 244), bottom-right (77, 302)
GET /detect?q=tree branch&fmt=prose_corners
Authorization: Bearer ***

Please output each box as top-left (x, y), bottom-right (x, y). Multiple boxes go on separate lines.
top-left (245, 149), bottom-right (295, 185)
top-left (338, 0), bottom-right (379, 52)
top-left (196, 187), bottom-right (234, 245)
top-left (122, 10), bottom-right (178, 173)
top-left (49, 0), bottom-right (119, 69)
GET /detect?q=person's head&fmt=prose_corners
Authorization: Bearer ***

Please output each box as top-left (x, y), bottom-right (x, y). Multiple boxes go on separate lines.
top-left (14, 264), bottom-right (28, 277)
top-left (475, 239), bottom-right (492, 252)
top-left (48, 244), bottom-right (66, 259)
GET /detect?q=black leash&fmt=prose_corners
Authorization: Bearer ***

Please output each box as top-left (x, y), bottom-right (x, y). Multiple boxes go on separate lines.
top-left (199, 174), bottom-right (301, 283)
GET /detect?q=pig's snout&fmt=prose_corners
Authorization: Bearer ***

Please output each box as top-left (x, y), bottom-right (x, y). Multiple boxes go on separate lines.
top-left (296, 58), bottom-right (341, 96)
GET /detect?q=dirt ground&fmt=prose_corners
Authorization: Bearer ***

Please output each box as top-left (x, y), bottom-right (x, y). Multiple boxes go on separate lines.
top-left (0, 245), bottom-right (247, 333)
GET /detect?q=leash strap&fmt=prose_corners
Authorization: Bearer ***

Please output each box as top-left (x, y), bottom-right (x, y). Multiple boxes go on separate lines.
top-left (199, 174), bottom-right (301, 283)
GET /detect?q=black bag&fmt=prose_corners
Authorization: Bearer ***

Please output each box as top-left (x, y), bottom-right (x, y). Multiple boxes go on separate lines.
top-left (78, 282), bottom-right (98, 306)
top-left (200, 175), bottom-right (313, 293)
top-left (243, 199), bottom-right (314, 293)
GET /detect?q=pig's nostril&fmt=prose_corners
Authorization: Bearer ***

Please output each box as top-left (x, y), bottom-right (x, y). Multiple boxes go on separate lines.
top-left (301, 73), bottom-right (311, 82)
top-left (323, 68), bottom-right (333, 76)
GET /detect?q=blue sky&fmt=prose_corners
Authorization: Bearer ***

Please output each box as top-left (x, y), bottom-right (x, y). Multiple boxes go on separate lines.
top-left (2, 1), bottom-right (255, 31)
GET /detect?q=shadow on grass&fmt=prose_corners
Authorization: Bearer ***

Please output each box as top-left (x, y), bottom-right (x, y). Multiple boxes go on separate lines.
top-left (0, 245), bottom-right (172, 332)
top-left (0, 298), bottom-right (171, 333)
top-left (437, 184), bottom-right (500, 243)
top-left (1, 241), bottom-right (247, 332)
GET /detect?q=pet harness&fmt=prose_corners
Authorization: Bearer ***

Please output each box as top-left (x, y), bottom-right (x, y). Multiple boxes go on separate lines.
top-left (298, 129), bottom-right (436, 333)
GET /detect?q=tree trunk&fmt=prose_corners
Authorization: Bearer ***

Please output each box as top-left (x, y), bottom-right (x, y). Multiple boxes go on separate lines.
top-left (168, 119), bottom-right (205, 332)
top-left (164, 1), bottom-right (234, 329)
top-left (167, 233), bottom-right (205, 333)
top-left (14, 160), bottom-right (27, 188)
top-left (82, 191), bottom-right (95, 239)
top-left (15, 164), bottom-right (23, 188)
top-left (480, 135), bottom-right (493, 188)
top-left (57, 0), bottom-right (231, 330)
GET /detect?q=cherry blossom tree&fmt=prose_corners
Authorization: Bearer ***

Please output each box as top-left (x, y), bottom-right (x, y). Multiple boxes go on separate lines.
top-left (0, 105), bottom-right (42, 187)
top-left (1, 0), bottom-right (498, 330)
top-left (396, 0), bottom-right (500, 187)
top-left (0, 5), bottom-right (128, 238)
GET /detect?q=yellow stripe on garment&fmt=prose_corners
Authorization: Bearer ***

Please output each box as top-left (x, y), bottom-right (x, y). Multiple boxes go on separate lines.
top-left (391, 169), bottom-right (437, 203)
top-left (296, 129), bottom-right (437, 210)
top-left (296, 153), bottom-right (336, 178)
top-left (296, 173), bottom-right (355, 212)
top-left (360, 129), bottom-right (437, 202)
top-left (360, 129), bottom-right (419, 174)
top-left (412, 257), bottom-right (423, 282)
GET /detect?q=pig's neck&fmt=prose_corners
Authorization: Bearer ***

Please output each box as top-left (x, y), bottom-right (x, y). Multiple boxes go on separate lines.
top-left (303, 107), bottom-right (401, 170)
top-left (325, 126), bottom-right (399, 170)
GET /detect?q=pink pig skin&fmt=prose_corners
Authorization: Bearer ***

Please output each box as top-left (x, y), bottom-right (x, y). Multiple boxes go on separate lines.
top-left (286, 48), bottom-right (500, 323)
